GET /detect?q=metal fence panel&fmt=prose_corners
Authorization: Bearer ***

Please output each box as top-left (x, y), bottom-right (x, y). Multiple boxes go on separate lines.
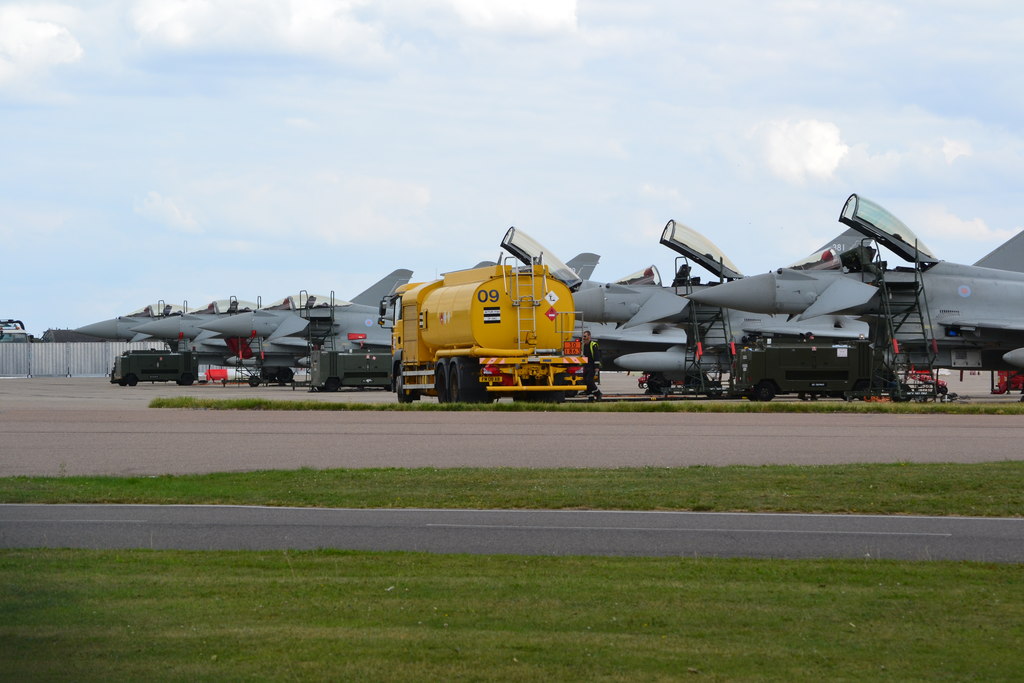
top-left (0, 345), bottom-right (30, 376)
top-left (0, 342), bottom-right (168, 377)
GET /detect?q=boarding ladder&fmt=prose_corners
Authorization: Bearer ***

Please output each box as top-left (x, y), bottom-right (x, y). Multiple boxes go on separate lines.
top-left (298, 290), bottom-right (337, 352)
top-left (865, 240), bottom-right (939, 401)
top-left (673, 257), bottom-right (732, 397)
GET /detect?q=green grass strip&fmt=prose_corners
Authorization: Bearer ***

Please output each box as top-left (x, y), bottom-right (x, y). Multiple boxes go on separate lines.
top-left (2, 549), bottom-right (1022, 680)
top-left (149, 395), bottom-right (1024, 414)
top-left (3, 463), bottom-right (1022, 517)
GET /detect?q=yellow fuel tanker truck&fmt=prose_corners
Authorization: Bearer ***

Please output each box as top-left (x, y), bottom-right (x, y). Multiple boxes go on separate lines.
top-left (385, 229), bottom-right (586, 403)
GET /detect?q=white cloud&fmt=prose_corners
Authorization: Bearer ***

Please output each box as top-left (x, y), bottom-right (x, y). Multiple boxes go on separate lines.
top-left (912, 205), bottom-right (1016, 242)
top-left (0, 5), bottom-right (82, 86)
top-left (756, 119), bottom-right (849, 185)
top-left (942, 138), bottom-right (972, 165)
top-left (135, 191), bottom-right (202, 234)
top-left (129, 0), bottom-right (391, 65)
top-left (448, 0), bottom-right (577, 34)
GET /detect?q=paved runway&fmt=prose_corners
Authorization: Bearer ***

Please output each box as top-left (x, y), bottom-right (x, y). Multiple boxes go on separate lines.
top-left (4, 504), bottom-right (1022, 563)
top-left (2, 377), bottom-right (1023, 476)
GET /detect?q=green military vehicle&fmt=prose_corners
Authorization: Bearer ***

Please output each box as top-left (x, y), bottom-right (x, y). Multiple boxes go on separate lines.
top-left (110, 350), bottom-right (199, 387)
top-left (309, 349), bottom-right (392, 392)
top-left (732, 338), bottom-right (874, 401)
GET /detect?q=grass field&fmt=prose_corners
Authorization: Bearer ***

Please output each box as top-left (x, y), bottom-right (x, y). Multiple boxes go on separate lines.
top-left (2, 549), bottom-right (1022, 681)
top-left (2, 462), bottom-right (1024, 517)
top-left (4, 463), bottom-right (1023, 680)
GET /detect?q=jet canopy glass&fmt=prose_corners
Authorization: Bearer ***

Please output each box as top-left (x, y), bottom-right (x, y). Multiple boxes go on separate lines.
top-left (659, 219), bottom-right (743, 280)
top-left (840, 194), bottom-right (938, 265)
top-left (614, 265), bottom-right (662, 286)
top-left (126, 303), bottom-right (184, 317)
top-left (264, 294), bottom-right (350, 310)
top-left (501, 227), bottom-right (582, 290)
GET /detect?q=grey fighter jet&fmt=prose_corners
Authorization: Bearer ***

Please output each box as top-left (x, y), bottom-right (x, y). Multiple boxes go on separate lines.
top-left (500, 227), bottom-right (870, 393)
top-left (199, 269), bottom-right (411, 348)
top-left (687, 194), bottom-right (1024, 372)
top-left (75, 302), bottom-right (185, 341)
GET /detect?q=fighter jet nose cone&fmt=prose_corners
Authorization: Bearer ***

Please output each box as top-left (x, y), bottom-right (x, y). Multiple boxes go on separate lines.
top-left (687, 275), bottom-right (779, 313)
top-left (75, 319), bottom-right (125, 339)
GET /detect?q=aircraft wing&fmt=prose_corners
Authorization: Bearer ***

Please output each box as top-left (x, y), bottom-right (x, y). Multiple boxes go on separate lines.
top-left (584, 322), bottom-right (688, 345)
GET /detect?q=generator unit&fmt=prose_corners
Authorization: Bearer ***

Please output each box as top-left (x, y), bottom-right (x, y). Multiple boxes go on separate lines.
top-left (309, 349), bottom-right (392, 392)
top-left (732, 338), bottom-right (873, 401)
top-left (386, 263), bottom-right (585, 403)
top-left (110, 350), bottom-right (199, 387)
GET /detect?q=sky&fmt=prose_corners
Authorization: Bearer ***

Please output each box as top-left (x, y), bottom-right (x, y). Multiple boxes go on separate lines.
top-left (3, 0), bottom-right (1024, 336)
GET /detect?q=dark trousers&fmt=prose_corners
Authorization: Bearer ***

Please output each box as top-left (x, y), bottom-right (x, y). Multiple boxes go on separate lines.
top-left (584, 363), bottom-right (600, 393)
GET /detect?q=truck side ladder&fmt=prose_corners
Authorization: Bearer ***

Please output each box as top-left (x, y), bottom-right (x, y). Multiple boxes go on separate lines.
top-left (507, 262), bottom-right (539, 351)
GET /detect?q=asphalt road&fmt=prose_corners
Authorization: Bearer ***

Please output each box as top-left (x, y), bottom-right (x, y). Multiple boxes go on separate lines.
top-left (2, 377), bottom-right (1021, 561)
top-left (4, 504), bottom-right (1023, 563)
top-left (2, 377), bottom-right (1023, 476)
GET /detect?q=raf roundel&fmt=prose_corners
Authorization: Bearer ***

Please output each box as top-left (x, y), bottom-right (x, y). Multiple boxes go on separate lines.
top-left (958, 285), bottom-right (972, 298)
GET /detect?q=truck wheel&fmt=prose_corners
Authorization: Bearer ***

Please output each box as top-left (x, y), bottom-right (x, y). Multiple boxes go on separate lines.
top-left (126, 374), bottom-right (139, 387)
top-left (248, 376), bottom-right (261, 388)
top-left (117, 379), bottom-right (128, 387)
top-left (751, 380), bottom-right (775, 402)
top-left (324, 377), bottom-right (341, 392)
top-left (448, 361), bottom-right (462, 403)
top-left (435, 362), bottom-right (450, 403)
top-left (453, 357), bottom-right (490, 403)
top-left (177, 374), bottom-right (194, 386)
top-left (396, 372), bottom-right (419, 403)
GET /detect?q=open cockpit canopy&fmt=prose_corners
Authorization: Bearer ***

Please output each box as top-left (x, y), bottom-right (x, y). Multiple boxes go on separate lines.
top-left (659, 219), bottom-right (742, 281)
top-left (839, 194), bottom-right (938, 265)
top-left (501, 227), bottom-right (582, 290)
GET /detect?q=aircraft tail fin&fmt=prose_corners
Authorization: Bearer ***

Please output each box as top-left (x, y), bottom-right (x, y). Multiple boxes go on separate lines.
top-left (973, 230), bottom-right (1024, 272)
top-left (566, 252), bottom-right (601, 280)
top-left (351, 269), bottom-right (414, 306)
top-left (789, 228), bottom-right (866, 270)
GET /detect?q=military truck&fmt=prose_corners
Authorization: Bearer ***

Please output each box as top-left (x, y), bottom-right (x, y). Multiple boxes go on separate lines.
top-left (732, 338), bottom-right (874, 401)
top-left (385, 262), bottom-right (585, 403)
top-left (110, 350), bottom-right (199, 386)
top-left (309, 349), bottom-right (391, 392)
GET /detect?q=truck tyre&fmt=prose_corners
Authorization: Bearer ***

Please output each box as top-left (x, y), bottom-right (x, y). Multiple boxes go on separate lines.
top-left (448, 361), bottom-right (462, 403)
top-left (324, 377), bottom-right (341, 393)
top-left (117, 379), bottom-right (128, 387)
top-left (453, 357), bottom-right (489, 403)
top-left (126, 374), bottom-right (139, 387)
top-left (435, 362), bottom-right (450, 403)
top-left (394, 365), bottom-right (416, 403)
top-left (177, 374), bottom-right (194, 386)
top-left (751, 380), bottom-right (775, 402)
top-left (395, 366), bottom-right (415, 403)
top-left (248, 376), bottom-right (261, 388)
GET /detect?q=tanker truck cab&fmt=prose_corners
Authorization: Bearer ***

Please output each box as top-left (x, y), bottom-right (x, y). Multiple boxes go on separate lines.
top-left (390, 232), bottom-right (586, 403)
